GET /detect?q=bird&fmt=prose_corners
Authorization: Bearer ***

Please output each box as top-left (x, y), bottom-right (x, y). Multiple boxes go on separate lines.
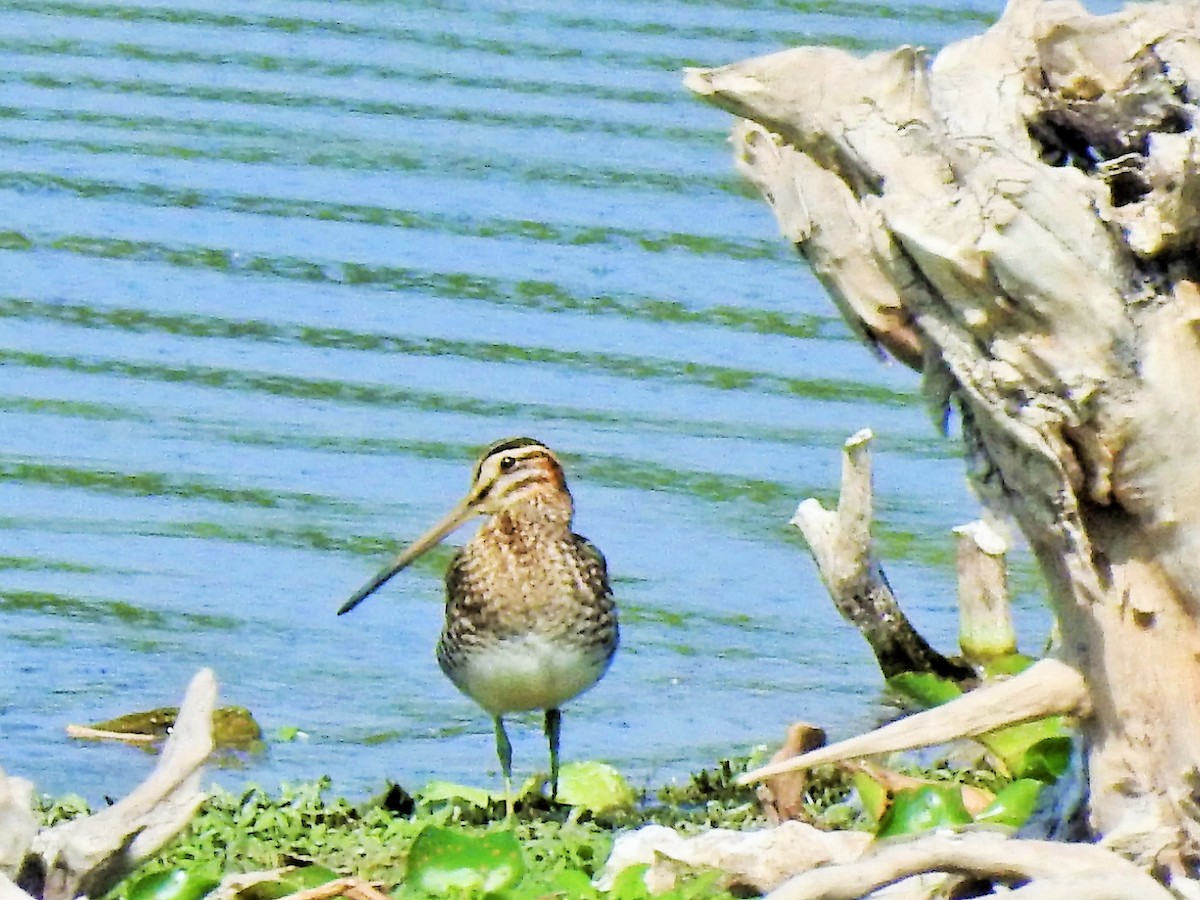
top-left (337, 437), bottom-right (618, 816)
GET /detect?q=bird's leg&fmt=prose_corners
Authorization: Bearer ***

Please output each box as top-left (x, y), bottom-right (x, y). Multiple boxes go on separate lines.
top-left (494, 716), bottom-right (514, 819)
top-left (545, 707), bottom-right (562, 802)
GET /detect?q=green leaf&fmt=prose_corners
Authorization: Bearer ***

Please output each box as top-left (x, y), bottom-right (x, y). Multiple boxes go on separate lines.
top-left (886, 672), bottom-right (963, 709)
top-left (974, 779), bottom-right (1043, 828)
top-left (1009, 736), bottom-right (1073, 782)
top-left (606, 864), bottom-right (651, 900)
top-left (977, 720), bottom-right (1072, 782)
top-left (123, 868), bottom-right (219, 900)
top-left (874, 785), bottom-right (973, 838)
top-left (851, 771), bottom-right (888, 826)
top-left (980, 653), bottom-right (1036, 678)
top-left (525, 868), bottom-right (596, 898)
top-left (554, 762), bottom-right (635, 814)
top-left (405, 825), bottom-right (525, 895)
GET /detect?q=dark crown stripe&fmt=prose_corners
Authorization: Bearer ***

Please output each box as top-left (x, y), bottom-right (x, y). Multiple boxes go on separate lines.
top-left (483, 436), bottom-right (544, 457)
top-left (472, 436), bottom-right (547, 482)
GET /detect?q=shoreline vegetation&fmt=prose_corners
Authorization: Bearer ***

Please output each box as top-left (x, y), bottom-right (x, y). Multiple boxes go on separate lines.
top-left (39, 695), bottom-right (1061, 900)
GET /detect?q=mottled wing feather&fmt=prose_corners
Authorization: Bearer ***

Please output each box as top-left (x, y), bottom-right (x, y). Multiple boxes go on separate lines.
top-left (572, 533), bottom-right (619, 660)
top-left (572, 533), bottom-right (612, 600)
top-left (438, 547), bottom-right (477, 675)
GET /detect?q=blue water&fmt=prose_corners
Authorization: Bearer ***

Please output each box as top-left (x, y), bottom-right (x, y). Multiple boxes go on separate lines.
top-left (0, 0), bottom-right (1090, 803)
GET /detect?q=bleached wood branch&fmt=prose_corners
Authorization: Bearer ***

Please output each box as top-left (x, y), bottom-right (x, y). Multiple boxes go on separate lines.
top-left (792, 429), bottom-right (971, 681)
top-left (739, 658), bottom-right (1089, 784)
top-left (766, 831), bottom-right (1174, 900)
top-left (8, 669), bottom-right (217, 900)
top-left (64, 726), bottom-right (157, 744)
top-left (598, 822), bottom-right (872, 896)
top-left (954, 520), bottom-right (1017, 661)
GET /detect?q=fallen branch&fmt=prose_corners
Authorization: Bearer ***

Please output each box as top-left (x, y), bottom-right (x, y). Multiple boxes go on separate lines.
top-left (740, 657), bottom-right (1090, 784)
top-left (287, 878), bottom-right (392, 900)
top-left (598, 822), bottom-right (871, 896)
top-left (766, 831), bottom-right (1174, 900)
top-left (207, 872), bottom-right (392, 900)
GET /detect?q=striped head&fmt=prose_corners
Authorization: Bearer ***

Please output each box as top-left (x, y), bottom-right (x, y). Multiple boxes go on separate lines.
top-left (337, 437), bottom-right (572, 614)
top-left (467, 437), bottom-right (571, 517)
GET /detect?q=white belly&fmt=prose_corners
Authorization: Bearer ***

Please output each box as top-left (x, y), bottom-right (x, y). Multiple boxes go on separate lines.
top-left (451, 634), bottom-right (607, 715)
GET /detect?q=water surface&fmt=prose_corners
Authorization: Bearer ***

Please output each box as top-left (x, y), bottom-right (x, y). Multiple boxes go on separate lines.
top-left (0, 0), bottom-right (1097, 801)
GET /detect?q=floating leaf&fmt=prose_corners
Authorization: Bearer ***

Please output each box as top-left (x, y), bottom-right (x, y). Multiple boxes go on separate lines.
top-left (405, 825), bottom-right (524, 895)
top-left (874, 785), bottom-right (973, 838)
top-left (123, 868), bottom-right (219, 900)
top-left (415, 777), bottom-right (542, 812)
top-left (554, 761), bottom-right (635, 814)
top-left (886, 672), bottom-right (963, 709)
top-left (974, 779), bottom-right (1043, 828)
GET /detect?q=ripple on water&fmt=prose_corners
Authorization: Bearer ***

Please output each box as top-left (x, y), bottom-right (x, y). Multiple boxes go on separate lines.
top-left (0, 0), bottom-right (1051, 801)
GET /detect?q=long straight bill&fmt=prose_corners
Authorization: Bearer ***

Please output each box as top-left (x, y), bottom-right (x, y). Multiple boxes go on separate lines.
top-left (337, 497), bottom-right (476, 615)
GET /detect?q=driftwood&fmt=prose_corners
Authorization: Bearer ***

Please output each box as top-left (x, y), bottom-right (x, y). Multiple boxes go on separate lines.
top-left (597, 822), bottom-right (872, 896)
top-left (645, 0), bottom-right (1200, 893)
top-left (953, 520), bottom-right (1017, 662)
top-left (740, 656), bottom-right (1088, 784)
top-left (766, 831), bottom-right (1175, 900)
top-left (790, 428), bottom-right (972, 681)
top-left (3, 669), bottom-right (216, 900)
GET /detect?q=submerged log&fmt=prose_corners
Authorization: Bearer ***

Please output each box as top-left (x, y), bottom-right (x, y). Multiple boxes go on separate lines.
top-left (687, 0), bottom-right (1200, 889)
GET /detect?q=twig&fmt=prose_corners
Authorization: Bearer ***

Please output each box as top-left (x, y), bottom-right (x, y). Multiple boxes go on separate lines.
top-left (64, 726), bottom-right (157, 744)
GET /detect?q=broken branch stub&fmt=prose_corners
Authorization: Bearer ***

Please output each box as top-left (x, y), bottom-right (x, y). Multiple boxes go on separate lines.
top-left (954, 520), bottom-right (1017, 662)
top-left (689, 0), bottom-right (1200, 874)
top-left (792, 429), bottom-right (970, 681)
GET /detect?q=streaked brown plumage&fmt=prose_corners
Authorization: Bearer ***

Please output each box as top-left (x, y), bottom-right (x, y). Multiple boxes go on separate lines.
top-left (338, 437), bottom-right (618, 813)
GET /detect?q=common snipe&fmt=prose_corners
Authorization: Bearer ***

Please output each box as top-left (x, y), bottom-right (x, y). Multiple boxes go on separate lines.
top-left (337, 437), bottom-right (619, 813)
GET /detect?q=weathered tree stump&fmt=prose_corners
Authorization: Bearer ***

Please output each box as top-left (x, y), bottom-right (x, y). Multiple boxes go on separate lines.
top-left (683, 0), bottom-right (1200, 892)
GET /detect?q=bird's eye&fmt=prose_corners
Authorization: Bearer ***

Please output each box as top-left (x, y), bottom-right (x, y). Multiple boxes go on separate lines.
top-left (499, 456), bottom-right (517, 472)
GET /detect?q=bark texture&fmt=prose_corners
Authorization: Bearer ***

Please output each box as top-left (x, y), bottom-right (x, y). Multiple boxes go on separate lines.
top-left (687, 0), bottom-right (1200, 880)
